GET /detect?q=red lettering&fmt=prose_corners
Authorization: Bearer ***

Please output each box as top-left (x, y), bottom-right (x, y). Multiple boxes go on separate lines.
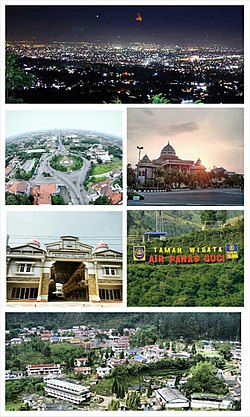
top-left (203, 254), bottom-right (225, 263)
top-left (210, 255), bottom-right (217, 263)
top-left (169, 256), bottom-right (175, 263)
top-left (176, 256), bottom-right (181, 263)
top-left (194, 255), bottom-right (200, 263)
top-left (217, 254), bottom-right (225, 262)
top-left (204, 254), bottom-right (210, 262)
top-left (158, 255), bottom-right (165, 263)
top-left (187, 256), bottom-right (193, 263)
top-left (149, 255), bottom-right (156, 263)
top-left (181, 256), bottom-right (187, 263)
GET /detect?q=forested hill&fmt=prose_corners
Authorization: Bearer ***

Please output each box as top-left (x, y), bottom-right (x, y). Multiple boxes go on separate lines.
top-left (6, 313), bottom-right (240, 341)
top-left (127, 218), bottom-right (243, 307)
top-left (127, 210), bottom-right (242, 239)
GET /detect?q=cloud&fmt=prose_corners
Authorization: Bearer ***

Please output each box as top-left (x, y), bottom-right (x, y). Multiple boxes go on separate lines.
top-left (142, 109), bottom-right (154, 116)
top-left (158, 122), bottom-right (199, 136)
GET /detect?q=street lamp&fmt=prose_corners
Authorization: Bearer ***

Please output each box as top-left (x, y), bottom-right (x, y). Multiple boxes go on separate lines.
top-left (136, 146), bottom-right (143, 188)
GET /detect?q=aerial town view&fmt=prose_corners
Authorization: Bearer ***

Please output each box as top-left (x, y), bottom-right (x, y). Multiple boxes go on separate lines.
top-left (127, 210), bottom-right (243, 307)
top-left (6, 211), bottom-right (123, 307)
top-left (5, 312), bottom-right (241, 412)
top-left (5, 110), bottom-right (123, 205)
top-left (127, 108), bottom-right (244, 206)
top-left (5, 5), bottom-right (243, 104)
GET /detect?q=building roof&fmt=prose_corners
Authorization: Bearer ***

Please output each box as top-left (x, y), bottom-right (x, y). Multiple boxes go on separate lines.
top-left (27, 363), bottom-right (59, 369)
top-left (8, 243), bottom-right (45, 254)
top-left (156, 387), bottom-right (189, 403)
top-left (31, 183), bottom-right (57, 205)
top-left (46, 378), bottom-right (88, 393)
top-left (144, 232), bottom-right (167, 236)
top-left (109, 192), bottom-right (122, 205)
top-left (74, 367), bottom-right (92, 372)
top-left (7, 180), bottom-right (29, 194)
top-left (161, 142), bottom-right (176, 156)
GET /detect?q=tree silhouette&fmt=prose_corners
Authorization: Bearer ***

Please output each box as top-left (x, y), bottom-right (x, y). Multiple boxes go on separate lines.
top-left (6, 54), bottom-right (35, 103)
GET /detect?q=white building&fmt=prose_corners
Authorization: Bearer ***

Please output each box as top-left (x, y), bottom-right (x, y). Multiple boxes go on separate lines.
top-left (88, 144), bottom-right (112, 163)
top-left (5, 370), bottom-right (24, 380)
top-left (191, 394), bottom-right (233, 409)
top-left (44, 378), bottom-right (90, 404)
top-left (74, 367), bottom-right (92, 375)
top-left (155, 387), bottom-right (189, 409)
top-left (74, 358), bottom-right (88, 367)
top-left (26, 363), bottom-right (62, 377)
top-left (95, 366), bottom-right (111, 378)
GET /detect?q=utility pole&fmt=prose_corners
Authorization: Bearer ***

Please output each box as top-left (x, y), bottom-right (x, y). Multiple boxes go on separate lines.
top-left (136, 146), bottom-right (143, 188)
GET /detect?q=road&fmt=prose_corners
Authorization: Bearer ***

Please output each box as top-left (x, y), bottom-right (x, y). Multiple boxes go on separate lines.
top-left (31, 144), bottom-right (91, 204)
top-left (6, 301), bottom-right (123, 309)
top-left (128, 188), bottom-right (244, 206)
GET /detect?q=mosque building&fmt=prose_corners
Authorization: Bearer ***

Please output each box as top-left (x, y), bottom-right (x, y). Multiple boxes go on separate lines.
top-left (137, 141), bottom-right (206, 185)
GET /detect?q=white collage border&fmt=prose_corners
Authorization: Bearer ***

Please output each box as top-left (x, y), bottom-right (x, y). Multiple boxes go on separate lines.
top-left (0, 0), bottom-right (249, 416)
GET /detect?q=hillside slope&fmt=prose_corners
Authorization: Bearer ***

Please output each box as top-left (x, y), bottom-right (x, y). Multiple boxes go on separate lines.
top-left (127, 218), bottom-right (244, 307)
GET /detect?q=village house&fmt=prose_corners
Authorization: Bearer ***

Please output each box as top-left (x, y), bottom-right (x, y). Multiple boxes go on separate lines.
top-left (26, 363), bottom-right (62, 377)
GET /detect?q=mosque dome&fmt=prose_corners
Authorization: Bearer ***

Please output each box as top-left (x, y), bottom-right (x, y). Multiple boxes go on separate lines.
top-left (160, 141), bottom-right (176, 157)
top-left (141, 154), bottom-right (150, 163)
top-left (94, 241), bottom-right (109, 252)
top-left (28, 239), bottom-right (41, 248)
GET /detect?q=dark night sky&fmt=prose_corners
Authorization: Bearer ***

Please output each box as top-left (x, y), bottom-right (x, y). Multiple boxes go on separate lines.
top-left (6, 5), bottom-right (244, 47)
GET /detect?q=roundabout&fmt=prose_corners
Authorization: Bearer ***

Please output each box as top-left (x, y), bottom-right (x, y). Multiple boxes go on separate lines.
top-left (50, 154), bottom-right (83, 173)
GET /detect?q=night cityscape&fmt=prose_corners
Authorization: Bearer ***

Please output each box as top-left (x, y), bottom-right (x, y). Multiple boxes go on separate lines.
top-left (6, 6), bottom-right (244, 104)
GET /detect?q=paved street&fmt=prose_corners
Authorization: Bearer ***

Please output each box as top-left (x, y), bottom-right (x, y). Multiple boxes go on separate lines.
top-left (128, 188), bottom-right (244, 206)
top-left (31, 148), bottom-right (91, 205)
top-left (6, 301), bottom-right (123, 309)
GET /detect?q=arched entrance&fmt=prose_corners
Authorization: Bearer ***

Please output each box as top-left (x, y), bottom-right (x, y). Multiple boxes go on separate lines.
top-left (48, 261), bottom-right (88, 301)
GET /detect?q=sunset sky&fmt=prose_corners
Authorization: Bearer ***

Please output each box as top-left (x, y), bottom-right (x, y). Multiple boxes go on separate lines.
top-left (127, 108), bottom-right (244, 173)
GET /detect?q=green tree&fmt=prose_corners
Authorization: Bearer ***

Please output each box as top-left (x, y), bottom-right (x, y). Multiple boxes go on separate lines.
top-left (127, 164), bottom-right (136, 189)
top-left (191, 342), bottom-right (197, 355)
top-left (6, 54), bottom-right (35, 102)
top-left (90, 195), bottom-right (112, 205)
top-left (200, 210), bottom-right (218, 228)
top-left (216, 211), bottom-right (228, 226)
top-left (182, 361), bottom-right (228, 397)
top-left (107, 399), bottom-right (120, 410)
top-left (112, 367), bottom-right (127, 399)
top-left (5, 193), bottom-right (32, 205)
top-left (51, 195), bottom-right (65, 205)
top-left (126, 391), bottom-right (141, 410)
top-left (215, 342), bottom-right (232, 361)
top-left (147, 385), bottom-right (153, 397)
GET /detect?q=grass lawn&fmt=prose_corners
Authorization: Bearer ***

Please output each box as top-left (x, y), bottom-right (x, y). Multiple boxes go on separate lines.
top-left (90, 378), bottom-right (113, 396)
top-left (90, 175), bottom-right (108, 183)
top-left (91, 158), bottom-right (121, 176)
top-left (89, 366), bottom-right (188, 396)
top-left (198, 350), bottom-right (221, 357)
